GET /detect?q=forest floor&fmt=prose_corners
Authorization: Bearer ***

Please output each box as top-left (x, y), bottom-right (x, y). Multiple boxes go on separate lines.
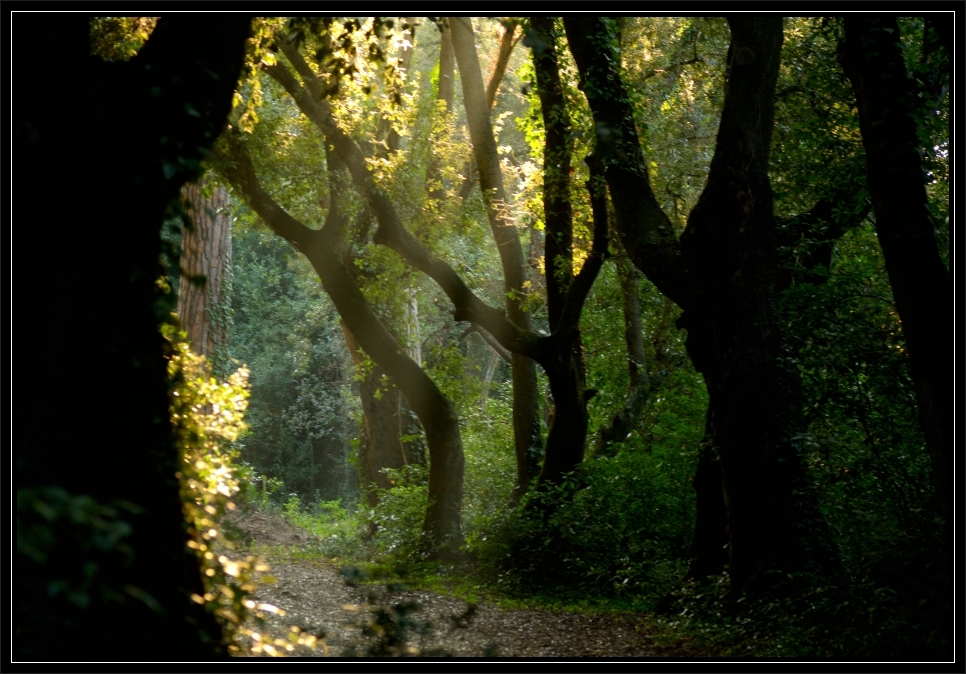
top-left (224, 508), bottom-right (722, 659)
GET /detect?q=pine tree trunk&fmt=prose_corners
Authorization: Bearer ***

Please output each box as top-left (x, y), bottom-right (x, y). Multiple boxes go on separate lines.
top-left (177, 179), bottom-right (232, 373)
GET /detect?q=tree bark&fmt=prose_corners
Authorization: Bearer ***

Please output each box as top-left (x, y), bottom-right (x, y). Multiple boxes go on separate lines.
top-left (15, 15), bottom-right (250, 659)
top-left (536, 156), bottom-right (609, 490)
top-left (563, 17), bottom-right (690, 309)
top-left (427, 23), bottom-right (456, 204)
top-left (177, 179), bottom-right (232, 375)
top-left (450, 17), bottom-right (542, 501)
top-left (839, 15), bottom-right (952, 552)
top-left (438, 23), bottom-right (456, 112)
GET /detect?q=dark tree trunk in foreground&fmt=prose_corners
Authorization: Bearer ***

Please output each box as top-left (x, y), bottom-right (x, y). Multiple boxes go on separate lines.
top-left (14, 16), bottom-right (250, 659)
top-left (223, 138), bottom-right (465, 558)
top-left (839, 16), bottom-right (952, 555)
top-left (565, 16), bottom-right (839, 592)
top-left (177, 179), bottom-right (233, 373)
top-left (451, 17), bottom-right (542, 502)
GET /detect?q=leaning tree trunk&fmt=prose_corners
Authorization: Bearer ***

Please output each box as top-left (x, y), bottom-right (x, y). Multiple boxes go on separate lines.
top-left (839, 15), bottom-right (952, 558)
top-left (456, 19), bottom-right (521, 201)
top-left (450, 17), bottom-right (542, 502)
top-left (177, 179), bottom-right (232, 374)
top-left (223, 137), bottom-right (465, 559)
top-left (427, 23), bottom-right (455, 204)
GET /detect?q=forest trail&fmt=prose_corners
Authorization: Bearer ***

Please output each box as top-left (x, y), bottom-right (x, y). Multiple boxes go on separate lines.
top-left (226, 509), bottom-right (718, 658)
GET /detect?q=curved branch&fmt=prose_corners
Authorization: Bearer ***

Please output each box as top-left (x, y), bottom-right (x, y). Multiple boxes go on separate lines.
top-left (775, 191), bottom-right (871, 290)
top-left (264, 55), bottom-right (547, 363)
top-left (459, 324), bottom-right (512, 362)
top-left (220, 133), bottom-right (317, 254)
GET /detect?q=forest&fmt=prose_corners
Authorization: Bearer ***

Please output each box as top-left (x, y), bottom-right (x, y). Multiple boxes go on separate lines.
top-left (13, 14), bottom-right (954, 662)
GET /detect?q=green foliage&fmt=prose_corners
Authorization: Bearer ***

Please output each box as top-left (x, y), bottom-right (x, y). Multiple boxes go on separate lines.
top-left (17, 487), bottom-right (143, 611)
top-left (229, 226), bottom-right (358, 505)
top-left (775, 223), bottom-right (946, 658)
top-left (484, 444), bottom-right (698, 607)
top-left (169, 336), bottom-right (320, 656)
top-left (89, 17), bottom-right (157, 62)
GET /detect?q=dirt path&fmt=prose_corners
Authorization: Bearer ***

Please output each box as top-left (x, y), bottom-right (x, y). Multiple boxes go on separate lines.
top-left (224, 509), bottom-right (716, 658)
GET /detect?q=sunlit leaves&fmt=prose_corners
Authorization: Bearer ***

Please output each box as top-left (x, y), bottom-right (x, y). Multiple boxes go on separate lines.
top-left (89, 17), bottom-right (158, 62)
top-left (168, 335), bottom-right (320, 656)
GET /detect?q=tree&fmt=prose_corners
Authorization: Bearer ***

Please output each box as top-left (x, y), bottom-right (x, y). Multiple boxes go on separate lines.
top-left (15, 15), bottom-right (250, 659)
top-left (221, 130), bottom-right (467, 558)
top-left (838, 15), bottom-right (952, 554)
top-left (177, 179), bottom-right (233, 375)
top-left (563, 16), bottom-right (840, 591)
top-left (450, 18), bottom-right (542, 501)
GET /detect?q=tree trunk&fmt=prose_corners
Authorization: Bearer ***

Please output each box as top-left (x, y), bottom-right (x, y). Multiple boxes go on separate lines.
top-left (342, 323), bottom-right (410, 509)
top-left (682, 17), bottom-right (839, 590)
top-left (15, 15), bottom-right (250, 659)
top-left (427, 23), bottom-right (455, 204)
top-left (450, 17), bottom-right (542, 502)
top-left (480, 346), bottom-right (500, 410)
top-left (564, 16), bottom-right (839, 592)
top-left (177, 179), bottom-right (232, 374)
top-left (456, 19), bottom-right (521, 201)
top-left (438, 23), bottom-right (456, 112)
top-left (562, 17), bottom-right (689, 308)
top-left (687, 408), bottom-right (729, 579)
top-left (223, 138), bottom-right (465, 559)
top-left (839, 15), bottom-right (952, 554)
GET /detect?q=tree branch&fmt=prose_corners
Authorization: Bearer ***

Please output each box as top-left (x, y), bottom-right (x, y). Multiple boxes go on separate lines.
top-left (264, 54), bottom-right (547, 363)
top-left (563, 16), bottom-right (690, 309)
top-left (556, 155), bottom-right (609, 335)
top-left (775, 191), bottom-right (872, 290)
top-left (459, 324), bottom-right (512, 362)
top-left (219, 133), bottom-right (317, 254)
